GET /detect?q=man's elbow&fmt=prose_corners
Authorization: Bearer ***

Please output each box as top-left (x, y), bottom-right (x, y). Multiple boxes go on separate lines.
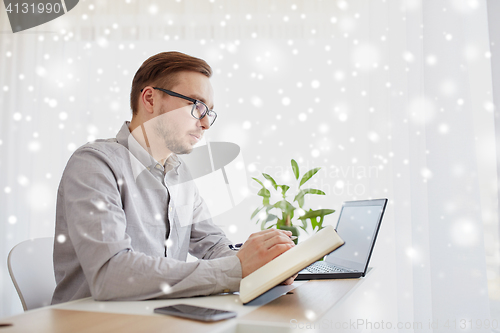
top-left (88, 268), bottom-right (120, 301)
top-left (89, 279), bottom-right (114, 301)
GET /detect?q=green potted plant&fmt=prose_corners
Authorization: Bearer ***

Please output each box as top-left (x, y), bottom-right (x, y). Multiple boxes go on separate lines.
top-left (251, 159), bottom-right (335, 243)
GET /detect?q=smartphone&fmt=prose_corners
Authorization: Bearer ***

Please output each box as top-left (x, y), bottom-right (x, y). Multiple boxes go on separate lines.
top-left (154, 304), bottom-right (237, 322)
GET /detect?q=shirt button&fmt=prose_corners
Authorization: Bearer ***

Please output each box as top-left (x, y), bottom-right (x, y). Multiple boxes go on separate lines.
top-left (169, 206), bottom-right (172, 212)
top-left (156, 164), bottom-right (162, 170)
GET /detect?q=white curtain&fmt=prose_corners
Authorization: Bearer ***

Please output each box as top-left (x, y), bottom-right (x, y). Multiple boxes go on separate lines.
top-left (1, 0), bottom-right (497, 328)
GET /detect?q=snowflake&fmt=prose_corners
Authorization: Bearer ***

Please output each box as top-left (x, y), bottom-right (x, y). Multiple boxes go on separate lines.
top-left (17, 175), bottom-right (29, 186)
top-left (305, 310), bottom-right (316, 321)
top-left (426, 54), bottom-right (437, 66)
top-left (28, 141), bottom-right (41, 152)
top-left (160, 283), bottom-right (172, 294)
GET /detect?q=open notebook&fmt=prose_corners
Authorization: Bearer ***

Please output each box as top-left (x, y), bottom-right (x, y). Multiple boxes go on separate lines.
top-left (239, 225), bottom-right (344, 304)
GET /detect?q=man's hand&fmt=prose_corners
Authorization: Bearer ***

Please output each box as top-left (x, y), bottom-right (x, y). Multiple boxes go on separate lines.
top-left (281, 273), bottom-right (298, 285)
top-left (236, 228), bottom-right (295, 278)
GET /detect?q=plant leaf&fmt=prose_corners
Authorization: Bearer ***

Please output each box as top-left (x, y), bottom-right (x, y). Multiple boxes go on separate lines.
top-left (278, 185), bottom-right (290, 197)
top-left (291, 159), bottom-right (299, 180)
top-left (273, 200), bottom-right (295, 214)
top-left (306, 188), bottom-right (325, 195)
top-left (257, 188), bottom-right (270, 206)
top-left (257, 188), bottom-right (270, 198)
top-left (266, 214), bottom-right (278, 222)
top-left (299, 167), bottom-right (321, 187)
top-left (262, 173), bottom-right (278, 190)
top-left (251, 206), bottom-right (263, 220)
top-left (293, 188), bottom-right (326, 203)
top-left (316, 215), bottom-right (325, 231)
top-left (293, 190), bottom-right (304, 203)
top-left (260, 219), bottom-right (267, 230)
top-left (310, 216), bottom-right (319, 230)
top-left (259, 214), bottom-right (278, 230)
top-left (301, 218), bottom-right (308, 231)
top-left (252, 177), bottom-right (265, 188)
top-left (297, 208), bottom-right (335, 220)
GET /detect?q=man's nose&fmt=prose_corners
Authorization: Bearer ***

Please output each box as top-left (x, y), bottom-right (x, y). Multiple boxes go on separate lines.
top-left (200, 115), bottom-right (211, 130)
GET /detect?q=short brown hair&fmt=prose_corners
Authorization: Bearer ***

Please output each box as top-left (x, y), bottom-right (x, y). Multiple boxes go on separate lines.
top-left (130, 51), bottom-right (212, 115)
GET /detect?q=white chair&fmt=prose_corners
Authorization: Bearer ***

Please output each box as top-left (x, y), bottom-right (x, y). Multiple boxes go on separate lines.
top-left (7, 237), bottom-right (56, 311)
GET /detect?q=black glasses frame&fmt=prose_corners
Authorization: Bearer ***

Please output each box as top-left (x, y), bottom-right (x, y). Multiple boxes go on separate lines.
top-left (141, 87), bottom-right (217, 126)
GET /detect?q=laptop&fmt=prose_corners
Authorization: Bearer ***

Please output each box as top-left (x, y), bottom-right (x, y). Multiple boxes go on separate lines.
top-left (296, 198), bottom-right (387, 280)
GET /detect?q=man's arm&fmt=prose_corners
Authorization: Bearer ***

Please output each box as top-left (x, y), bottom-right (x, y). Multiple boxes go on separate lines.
top-left (186, 182), bottom-right (296, 281)
top-left (56, 147), bottom-right (241, 301)
top-left (187, 194), bottom-right (237, 260)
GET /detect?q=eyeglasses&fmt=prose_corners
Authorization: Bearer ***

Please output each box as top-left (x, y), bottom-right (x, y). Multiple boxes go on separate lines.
top-left (142, 87), bottom-right (217, 126)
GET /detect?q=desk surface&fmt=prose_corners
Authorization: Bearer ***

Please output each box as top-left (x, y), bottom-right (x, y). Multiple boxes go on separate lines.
top-left (0, 279), bottom-right (365, 333)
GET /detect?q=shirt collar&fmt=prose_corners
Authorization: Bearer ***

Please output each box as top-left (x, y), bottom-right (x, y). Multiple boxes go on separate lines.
top-left (116, 121), bottom-right (181, 175)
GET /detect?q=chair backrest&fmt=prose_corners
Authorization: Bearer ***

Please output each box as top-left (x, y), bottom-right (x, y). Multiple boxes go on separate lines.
top-left (7, 237), bottom-right (56, 311)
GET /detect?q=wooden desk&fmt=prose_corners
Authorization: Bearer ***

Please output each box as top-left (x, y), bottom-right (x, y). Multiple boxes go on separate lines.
top-left (0, 279), bottom-right (364, 333)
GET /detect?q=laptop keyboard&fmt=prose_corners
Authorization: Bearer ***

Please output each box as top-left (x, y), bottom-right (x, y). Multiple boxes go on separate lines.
top-left (305, 261), bottom-right (351, 273)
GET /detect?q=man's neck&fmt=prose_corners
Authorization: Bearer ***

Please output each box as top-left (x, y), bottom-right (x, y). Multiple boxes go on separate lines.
top-left (128, 119), bottom-right (172, 166)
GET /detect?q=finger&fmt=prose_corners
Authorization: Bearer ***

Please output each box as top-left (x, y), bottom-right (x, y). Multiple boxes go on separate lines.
top-left (281, 273), bottom-right (298, 285)
top-left (278, 229), bottom-right (293, 236)
top-left (253, 229), bottom-right (293, 245)
top-left (246, 229), bottom-right (294, 251)
top-left (247, 228), bottom-right (279, 240)
top-left (264, 234), bottom-right (295, 249)
top-left (253, 229), bottom-right (288, 244)
top-left (266, 242), bottom-right (294, 260)
top-left (271, 229), bottom-right (293, 240)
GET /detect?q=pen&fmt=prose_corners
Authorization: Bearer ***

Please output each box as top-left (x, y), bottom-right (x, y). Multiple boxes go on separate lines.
top-left (229, 236), bottom-right (297, 250)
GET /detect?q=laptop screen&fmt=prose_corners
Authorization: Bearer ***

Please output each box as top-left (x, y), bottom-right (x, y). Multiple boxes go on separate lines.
top-left (325, 199), bottom-right (387, 272)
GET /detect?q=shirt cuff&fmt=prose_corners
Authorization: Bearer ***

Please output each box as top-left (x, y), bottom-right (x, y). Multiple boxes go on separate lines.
top-left (212, 255), bottom-right (242, 293)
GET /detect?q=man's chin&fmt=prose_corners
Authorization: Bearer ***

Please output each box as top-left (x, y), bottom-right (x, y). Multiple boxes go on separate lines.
top-left (173, 146), bottom-right (193, 155)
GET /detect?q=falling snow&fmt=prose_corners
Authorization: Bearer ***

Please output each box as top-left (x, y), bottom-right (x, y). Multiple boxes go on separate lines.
top-left (160, 283), bottom-right (172, 294)
top-left (0, 3), bottom-right (497, 321)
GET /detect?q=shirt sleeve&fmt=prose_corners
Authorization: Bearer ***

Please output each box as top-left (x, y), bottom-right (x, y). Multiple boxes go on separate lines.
top-left (58, 147), bottom-right (242, 301)
top-left (188, 191), bottom-right (241, 260)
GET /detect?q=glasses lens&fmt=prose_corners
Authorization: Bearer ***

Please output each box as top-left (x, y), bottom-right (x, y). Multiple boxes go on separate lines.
top-left (206, 111), bottom-right (216, 125)
top-left (192, 102), bottom-right (206, 119)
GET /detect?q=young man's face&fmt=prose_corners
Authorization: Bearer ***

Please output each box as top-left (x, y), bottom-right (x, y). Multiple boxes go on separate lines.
top-left (146, 71), bottom-right (214, 158)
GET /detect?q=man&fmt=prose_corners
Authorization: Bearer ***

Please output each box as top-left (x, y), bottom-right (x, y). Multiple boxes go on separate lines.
top-left (51, 51), bottom-right (295, 304)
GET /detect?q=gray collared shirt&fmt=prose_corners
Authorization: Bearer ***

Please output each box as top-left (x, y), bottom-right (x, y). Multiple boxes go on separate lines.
top-left (52, 121), bottom-right (242, 304)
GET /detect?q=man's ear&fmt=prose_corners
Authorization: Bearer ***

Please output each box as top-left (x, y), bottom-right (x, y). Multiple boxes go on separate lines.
top-left (141, 87), bottom-right (155, 115)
